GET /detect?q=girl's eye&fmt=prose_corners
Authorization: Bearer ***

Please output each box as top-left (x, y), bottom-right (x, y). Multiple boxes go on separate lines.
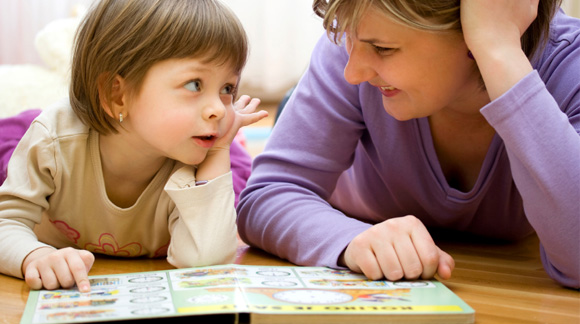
top-left (221, 84), bottom-right (236, 95)
top-left (184, 80), bottom-right (202, 92)
top-left (373, 45), bottom-right (395, 55)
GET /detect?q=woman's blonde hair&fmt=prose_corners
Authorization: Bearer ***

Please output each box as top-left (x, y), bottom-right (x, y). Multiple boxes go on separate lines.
top-left (313, 0), bottom-right (562, 62)
top-left (70, 0), bottom-right (248, 134)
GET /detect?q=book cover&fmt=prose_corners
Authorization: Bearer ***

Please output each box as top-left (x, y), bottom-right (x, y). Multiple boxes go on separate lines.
top-left (20, 264), bottom-right (474, 324)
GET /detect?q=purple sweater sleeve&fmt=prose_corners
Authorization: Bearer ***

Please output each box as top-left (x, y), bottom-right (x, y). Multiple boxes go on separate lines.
top-left (237, 34), bottom-right (370, 268)
top-left (482, 73), bottom-right (580, 288)
top-left (480, 12), bottom-right (580, 287)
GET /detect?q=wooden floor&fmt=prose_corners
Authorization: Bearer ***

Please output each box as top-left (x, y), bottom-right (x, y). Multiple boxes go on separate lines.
top-left (1, 235), bottom-right (578, 324)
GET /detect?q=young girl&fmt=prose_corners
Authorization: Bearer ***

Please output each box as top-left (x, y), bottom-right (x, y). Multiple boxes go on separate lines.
top-left (237, 0), bottom-right (580, 289)
top-left (0, 0), bottom-right (267, 293)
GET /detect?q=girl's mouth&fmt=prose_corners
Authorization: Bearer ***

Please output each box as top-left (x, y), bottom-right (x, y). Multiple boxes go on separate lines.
top-left (192, 135), bottom-right (217, 148)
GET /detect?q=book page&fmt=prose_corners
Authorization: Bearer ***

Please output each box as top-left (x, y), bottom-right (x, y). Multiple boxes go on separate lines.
top-left (21, 265), bottom-right (474, 323)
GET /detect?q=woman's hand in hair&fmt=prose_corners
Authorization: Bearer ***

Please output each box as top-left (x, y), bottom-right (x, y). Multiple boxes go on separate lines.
top-left (460, 0), bottom-right (538, 100)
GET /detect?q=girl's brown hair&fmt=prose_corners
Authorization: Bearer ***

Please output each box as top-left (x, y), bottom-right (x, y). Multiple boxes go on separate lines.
top-left (313, 0), bottom-right (562, 62)
top-left (70, 0), bottom-right (248, 134)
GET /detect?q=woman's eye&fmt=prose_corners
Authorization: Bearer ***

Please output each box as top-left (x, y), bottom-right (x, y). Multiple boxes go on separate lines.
top-left (184, 80), bottom-right (202, 92)
top-left (221, 84), bottom-right (236, 95)
top-left (374, 45), bottom-right (395, 55)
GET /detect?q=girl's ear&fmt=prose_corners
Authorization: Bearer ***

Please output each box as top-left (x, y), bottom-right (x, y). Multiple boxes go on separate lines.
top-left (97, 73), bottom-right (128, 120)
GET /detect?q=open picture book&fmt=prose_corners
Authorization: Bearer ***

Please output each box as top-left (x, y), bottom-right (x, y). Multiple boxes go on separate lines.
top-left (21, 264), bottom-right (474, 324)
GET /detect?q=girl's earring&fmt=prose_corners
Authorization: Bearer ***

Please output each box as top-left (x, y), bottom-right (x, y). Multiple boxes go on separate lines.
top-left (467, 51), bottom-right (474, 60)
top-left (119, 113), bottom-right (124, 123)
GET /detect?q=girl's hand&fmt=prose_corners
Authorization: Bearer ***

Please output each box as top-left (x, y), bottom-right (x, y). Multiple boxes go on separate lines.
top-left (22, 247), bottom-right (95, 292)
top-left (195, 95), bottom-right (267, 182)
top-left (213, 95), bottom-right (268, 150)
top-left (460, 0), bottom-right (538, 100)
top-left (340, 216), bottom-right (455, 281)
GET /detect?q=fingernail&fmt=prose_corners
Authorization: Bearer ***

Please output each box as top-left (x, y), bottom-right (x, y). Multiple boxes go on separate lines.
top-left (79, 283), bottom-right (90, 292)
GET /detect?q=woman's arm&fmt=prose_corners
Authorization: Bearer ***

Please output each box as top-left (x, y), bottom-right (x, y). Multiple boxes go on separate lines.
top-left (237, 34), bottom-right (372, 268)
top-left (465, 1), bottom-right (580, 287)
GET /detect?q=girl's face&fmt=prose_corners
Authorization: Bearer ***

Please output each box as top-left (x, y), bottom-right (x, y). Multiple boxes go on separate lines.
top-left (124, 58), bottom-right (238, 165)
top-left (344, 7), bottom-right (486, 120)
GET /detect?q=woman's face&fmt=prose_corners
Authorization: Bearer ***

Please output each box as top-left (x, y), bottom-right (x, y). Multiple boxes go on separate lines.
top-left (343, 7), bottom-right (486, 121)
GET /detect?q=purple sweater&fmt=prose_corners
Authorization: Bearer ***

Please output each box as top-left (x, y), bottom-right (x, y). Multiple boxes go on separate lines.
top-left (237, 11), bottom-right (580, 288)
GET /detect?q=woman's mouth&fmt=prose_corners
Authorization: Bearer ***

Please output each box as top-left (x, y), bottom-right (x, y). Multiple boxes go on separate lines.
top-left (378, 86), bottom-right (400, 98)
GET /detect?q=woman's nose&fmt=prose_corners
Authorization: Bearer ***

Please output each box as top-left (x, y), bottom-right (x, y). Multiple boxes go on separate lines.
top-left (343, 42), bottom-right (377, 85)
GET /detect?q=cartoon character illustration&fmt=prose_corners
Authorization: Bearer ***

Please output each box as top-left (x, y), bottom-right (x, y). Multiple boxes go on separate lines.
top-left (179, 277), bottom-right (252, 289)
top-left (41, 288), bottom-right (119, 300)
top-left (177, 267), bottom-right (247, 279)
top-left (299, 269), bottom-right (358, 277)
top-left (46, 309), bottom-right (115, 321)
top-left (309, 279), bottom-right (388, 288)
top-left (358, 290), bottom-right (411, 303)
top-left (39, 299), bottom-right (118, 310)
top-left (89, 278), bottom-right (121, 287)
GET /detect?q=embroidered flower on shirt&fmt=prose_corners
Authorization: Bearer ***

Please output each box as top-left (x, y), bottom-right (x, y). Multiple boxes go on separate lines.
top-left (85, 233), bottom-right (142, 257)
top-left (49, 220), bottom-right (80, 244)
top-left (153, 241), bottom-right (169, 258)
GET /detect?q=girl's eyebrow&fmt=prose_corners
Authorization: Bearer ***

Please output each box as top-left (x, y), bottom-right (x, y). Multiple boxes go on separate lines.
top-left (184, 66), bottom-right (212, 73)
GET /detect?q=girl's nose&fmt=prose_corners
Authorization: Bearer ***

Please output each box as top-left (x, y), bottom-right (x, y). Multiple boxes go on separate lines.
top-left (343, 41), bottom-right (377, 85)
top-left (202, 97), bottom-right (226, 121)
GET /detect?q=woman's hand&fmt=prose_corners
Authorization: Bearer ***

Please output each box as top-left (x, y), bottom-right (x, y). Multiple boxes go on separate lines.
top-left (340, 216), bottom-right (455, 281)
top-left (461, 0), bottom-right (538, 54)
top-left (460, 0), bottom-right (538, 100)
top-left (22, 247), bottom-right (95, 292)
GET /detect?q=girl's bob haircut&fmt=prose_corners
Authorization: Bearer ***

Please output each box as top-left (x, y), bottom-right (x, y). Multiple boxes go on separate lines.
top-left (70, 0), bottom-right (248, 134)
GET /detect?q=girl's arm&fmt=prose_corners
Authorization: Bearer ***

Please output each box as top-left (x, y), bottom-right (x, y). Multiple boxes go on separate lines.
top-left (164, 96), bottom-right (266, 268)
top-left (0, 118), bottom-right (95, 292)
top-left (164, 167), bottom-right (238, 267)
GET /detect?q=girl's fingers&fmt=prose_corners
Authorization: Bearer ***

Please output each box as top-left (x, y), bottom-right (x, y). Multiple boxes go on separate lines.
top-left (24, 266), bottom-right (42, 290)
top-left (66, 251), bottom-right (94, 292)
top-left (52, 256), bottom-right (76, 288)
top-left (238, 98), bottom-right (262, 113)
top-left (234, 95), bottom-right (253, 110)
top-left (36, 263), bottom-right (59, 290)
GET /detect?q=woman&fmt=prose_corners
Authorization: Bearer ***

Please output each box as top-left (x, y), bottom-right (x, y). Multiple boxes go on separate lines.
top-left (237, 0), bottom-right (579, 288)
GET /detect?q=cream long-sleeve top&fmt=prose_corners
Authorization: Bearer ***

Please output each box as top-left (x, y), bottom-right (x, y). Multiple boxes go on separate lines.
top-left (0, 99), bottom-right (238, 279)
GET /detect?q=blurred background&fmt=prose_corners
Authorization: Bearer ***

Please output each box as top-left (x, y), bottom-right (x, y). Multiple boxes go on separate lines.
top-left (0, 0), bottom-right (578, 118)
top-left (0, 0), bottom-right (322, 106)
